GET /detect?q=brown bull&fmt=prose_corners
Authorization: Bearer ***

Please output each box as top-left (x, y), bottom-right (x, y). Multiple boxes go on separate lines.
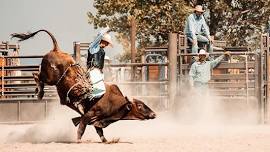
top-left (11, 29), bottom-right (156, 143)
top-left (73, 83), bottom-right (156, 142)
top-left (11, 29), bottom-right (91, 115)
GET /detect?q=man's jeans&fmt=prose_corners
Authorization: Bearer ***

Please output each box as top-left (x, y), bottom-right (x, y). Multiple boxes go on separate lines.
top-left (87, 68), bottom-right (106, 98)
top-left (194, 81), bottom-right (208, 90)
top-left (188, 35), bottom-right (213, 54)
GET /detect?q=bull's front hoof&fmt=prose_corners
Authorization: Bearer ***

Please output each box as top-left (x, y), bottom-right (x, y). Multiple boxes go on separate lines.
top-left (104, 138), bottom-right (120, 144)
top-left (76, 139), bottom-right (82, 143)
top-left (101, 136), bottom-right (107, 143)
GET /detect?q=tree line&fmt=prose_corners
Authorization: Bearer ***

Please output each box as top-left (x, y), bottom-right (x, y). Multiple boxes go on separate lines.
top-left (88, 0), bottom-right (270, 62)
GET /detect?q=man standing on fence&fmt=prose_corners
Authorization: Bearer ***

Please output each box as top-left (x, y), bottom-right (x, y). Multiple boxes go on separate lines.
top-left (184, 5), bottom-right (213, 54)
top-left (75, 27), bottom-right (113, 114)
top-left (189, 49), bottom-right (230, 89)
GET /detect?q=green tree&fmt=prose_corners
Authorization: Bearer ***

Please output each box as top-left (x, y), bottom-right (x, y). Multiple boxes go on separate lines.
top-left (88, 0), bottom-right (190, 62)
top-left (88, 0), bottom-right (270, 60)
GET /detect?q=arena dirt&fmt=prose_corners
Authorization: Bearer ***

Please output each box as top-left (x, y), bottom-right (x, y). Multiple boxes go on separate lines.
top-left (0, 86), bottom-right (270, 152)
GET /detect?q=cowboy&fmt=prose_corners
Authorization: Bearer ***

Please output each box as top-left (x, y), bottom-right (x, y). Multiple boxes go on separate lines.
top-left (75, 27), bottom-right (113, 114)
top-left (189, 49), bottom-right (230, 88)
top-left (184, 5), bottom-right (213, 54)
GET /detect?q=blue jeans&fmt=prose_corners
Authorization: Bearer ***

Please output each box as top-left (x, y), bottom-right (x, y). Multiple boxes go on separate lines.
top-left (194, 81), bottom-right (208, 89)
top-left (194, 81), bottom-right (209, 96)
top-left (188, 35), bottom-right (213, 54)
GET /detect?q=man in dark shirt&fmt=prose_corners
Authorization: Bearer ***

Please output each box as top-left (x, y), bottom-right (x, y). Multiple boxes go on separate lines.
top-left (75, 27), bottom-right (113, 114)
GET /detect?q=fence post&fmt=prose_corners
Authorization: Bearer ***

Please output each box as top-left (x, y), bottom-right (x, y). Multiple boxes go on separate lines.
top-left (73, 41), bottom-right (81, 63)
top-left (17, 101), bottom-right (21, 121)
top-left (130, 16), bottom-right (136, 80)
top-left (255, 53), bottom-right (262, 123)
top-left (267, 33), bottom-right (270, 123)
top-left (261, 33), bottom-right (270, 123)
top-left (168, 33), bottom-right (178, 109)
top-left (1, 56), bottom-right (4, 96)
top-left (45, 100), bottom-right (48, 120)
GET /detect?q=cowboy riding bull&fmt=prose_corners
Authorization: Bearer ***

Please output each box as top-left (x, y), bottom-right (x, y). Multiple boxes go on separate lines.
top-left (11, 29), bottom-right (156, 143)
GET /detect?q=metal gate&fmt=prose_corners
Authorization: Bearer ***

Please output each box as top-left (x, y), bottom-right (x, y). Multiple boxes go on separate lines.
top-left (176, 33), bottom-right (270, 123)
top-left (0, 33), bottom-right (269, 123)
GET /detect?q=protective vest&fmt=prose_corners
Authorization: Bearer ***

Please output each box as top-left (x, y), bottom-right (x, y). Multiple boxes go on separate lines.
top-left (87, 48), bottom-right (105, 70)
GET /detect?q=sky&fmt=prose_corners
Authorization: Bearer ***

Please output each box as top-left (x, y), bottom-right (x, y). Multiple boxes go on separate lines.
top-left (0, 0), bottom-right (122, 60)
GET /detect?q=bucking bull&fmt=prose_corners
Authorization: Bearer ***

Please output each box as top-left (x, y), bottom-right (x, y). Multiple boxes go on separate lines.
top-left (11, 29), bottom-right (156, 143)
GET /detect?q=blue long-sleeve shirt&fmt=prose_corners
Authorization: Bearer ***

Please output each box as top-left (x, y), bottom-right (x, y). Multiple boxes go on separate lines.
top-left (184, 13), bottom-right (210, 40)
top-left (88, 27), bottom-right (110, 54)
top-left (189, 55), bottom-right (224, 83)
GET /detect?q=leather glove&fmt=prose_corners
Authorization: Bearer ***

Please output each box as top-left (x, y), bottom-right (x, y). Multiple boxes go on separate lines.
top-left (224, 51), bottom-right (231, 57)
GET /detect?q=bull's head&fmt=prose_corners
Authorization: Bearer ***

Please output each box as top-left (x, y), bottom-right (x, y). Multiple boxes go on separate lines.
top-left (122, 97), bottom-right (156, 120)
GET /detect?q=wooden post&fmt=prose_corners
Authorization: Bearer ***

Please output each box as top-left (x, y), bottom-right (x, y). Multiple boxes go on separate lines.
top-left (74, 41), bottom-right (81, 63)
top-left (260, 34), bottom-right (268, 123)
top-left (267, 33), bottom-right (270, 123)
top-left (261, 33), bottom-right (270, 123)
top-left (45, 100), bottom-right (48, 120)
top-left (17, 101), bottom-right (21, 121)
top-left (168, 33), bottom-right (178, 109)
top-left (130, 16), bottom-right (136, 80)
top-left (141, 54), bottom-right (147, 96)
top-left (255, 53), bottom-right (262, 123)
top-left (0, 56), bottom-right (4, 96)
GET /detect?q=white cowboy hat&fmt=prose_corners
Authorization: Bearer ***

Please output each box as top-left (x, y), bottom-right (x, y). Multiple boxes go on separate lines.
top-left (102, 33), bottom-right (113, 47)
top-left (194, 5), bottom-right (204, 13)
top-left (198, 49), bottom-right (209, 57)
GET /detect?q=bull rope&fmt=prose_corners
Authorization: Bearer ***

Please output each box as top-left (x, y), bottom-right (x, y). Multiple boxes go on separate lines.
top-left (59, 64), bottom-right (92, 103)
top-left (56, 64), bottom-right (73, 85)
top-left (66, 82), bottom-right (81, 103)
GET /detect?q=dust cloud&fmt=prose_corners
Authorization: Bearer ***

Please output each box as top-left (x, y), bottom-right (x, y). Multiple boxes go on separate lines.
top-left (107, 80), bottom-right (261, 139)
top-left (0, 82), bottom-right (262, 145)
top-left (0, 102), bottom-right (79, 143)
top-left (173, 80), bottom-right (259, 126)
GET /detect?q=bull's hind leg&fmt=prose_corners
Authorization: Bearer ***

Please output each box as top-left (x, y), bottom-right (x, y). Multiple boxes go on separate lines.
top-left (33, 72), bottom-right (44, 100)
top-left (77, 111), bottom-right (99, 142)
top-left (77, 115), bottom-right (93, 142)
top-left (77, 120), bottom-right (86, 143)
top-left (95, 126), bottom-right (107, 143)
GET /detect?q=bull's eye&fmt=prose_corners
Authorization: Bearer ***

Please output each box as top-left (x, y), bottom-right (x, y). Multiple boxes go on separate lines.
top-left (137, 104), bottom-right (143, 110)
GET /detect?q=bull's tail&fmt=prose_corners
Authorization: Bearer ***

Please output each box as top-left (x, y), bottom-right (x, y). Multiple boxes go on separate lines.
top-left (11, 29), bottom-right (59, 51)
top-left (72, 116), bottom-right (81, 126)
